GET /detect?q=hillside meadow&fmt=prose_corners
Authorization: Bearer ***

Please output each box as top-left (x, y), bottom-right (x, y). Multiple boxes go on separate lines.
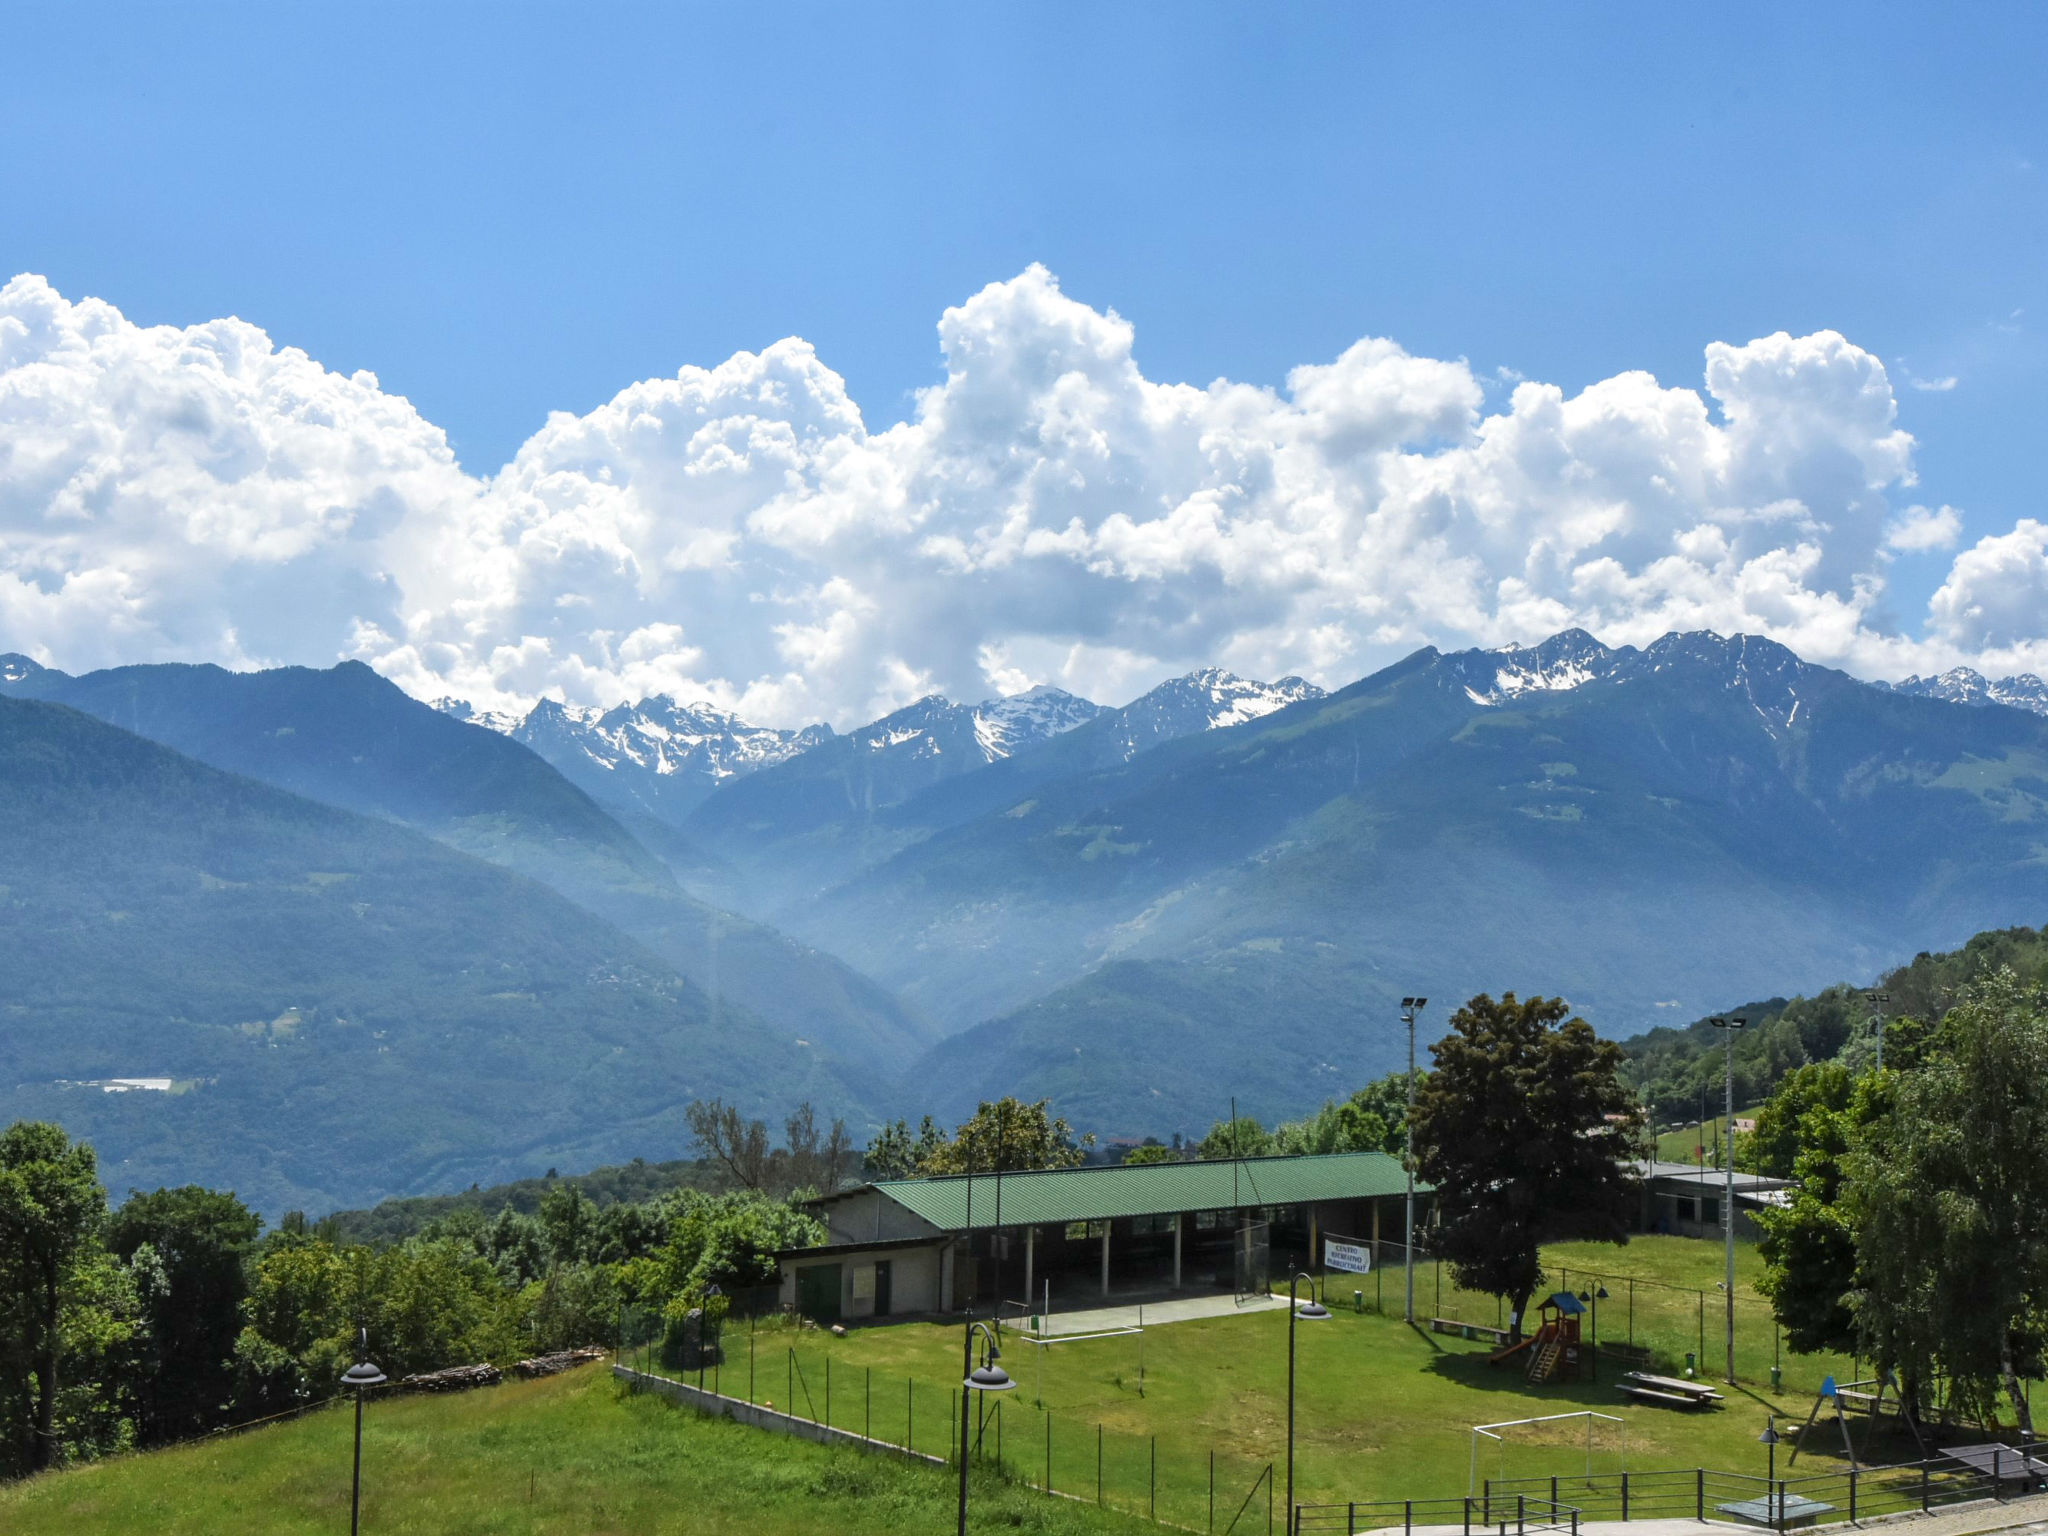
top-left (0, 1365), bottom-right (1150, 1536)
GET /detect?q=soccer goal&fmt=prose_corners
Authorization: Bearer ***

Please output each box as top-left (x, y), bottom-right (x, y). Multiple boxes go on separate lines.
top-left (1015, 1315), bottom-right (1148, 1408)
top-left (1469, 1411), bottom-right (1627, 1497)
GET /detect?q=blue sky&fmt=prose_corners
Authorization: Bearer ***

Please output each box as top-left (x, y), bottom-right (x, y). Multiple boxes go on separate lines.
top-left (3, 5), bottom-right (2046, 720)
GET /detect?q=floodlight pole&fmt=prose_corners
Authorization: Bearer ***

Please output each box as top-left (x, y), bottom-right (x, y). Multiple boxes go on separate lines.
top-left (1710, 1016), bottom-right (1746, 1384)
top-left (1863, 991), bottom-right (1890, 1072)
top-left (1400, 997), bottom-right (1426, 1324)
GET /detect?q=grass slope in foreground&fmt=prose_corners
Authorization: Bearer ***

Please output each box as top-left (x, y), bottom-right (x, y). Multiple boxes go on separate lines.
top-left (0, 1366), bottom-right (1150, 1536)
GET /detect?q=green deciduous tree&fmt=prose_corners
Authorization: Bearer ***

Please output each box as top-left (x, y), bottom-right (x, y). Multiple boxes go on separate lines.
top-left (1847, 970), bottom-right (2048, 1432)
top-left (0, 1122), bottom-right (110, 1473)
top-left (106, 1185), bottom-right (261, 1446)
top-left (1195, 1115), bottom-right (1272, 1161)
top-left (1752, 1063), bottom-right (1868, 1356)
top-left (1412, 994), bottom-right (1643, 1337)
top-left (919, 1099), bottom-right (1091, 1174)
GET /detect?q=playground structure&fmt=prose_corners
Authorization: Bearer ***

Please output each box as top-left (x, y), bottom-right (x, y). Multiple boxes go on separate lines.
top-left (1490, 1293), bottom-right (1587, 1384)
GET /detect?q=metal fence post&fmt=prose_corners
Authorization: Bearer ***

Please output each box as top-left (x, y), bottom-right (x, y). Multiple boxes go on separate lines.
top-left (1848, 1466), bottom-right (1857, 1523)
top-left (1622, 1470), bottom-right (1631, 1522)
top-left (1405, 1500), bottom-right (1413, 1536)
top-left (1098, 1422), bottom-right (1104, 1505)
top-left (907, 1377), bottom-right (914, 1453)
top-left (1995, 1448), bottom-right (2004, 1501)
top-left (1209, 1448), bottom-right (1215, 1533)
top-left (825, 1357), bottom-right (831, 1429)
top-left (865, 1366), bottom-right (871, 1444)
top-left (1463, 1496), bottom-right (1472, 1536)
top-left (1151, 1435), bottom-right (1157, 1522)
top-left (787, 1351), bottom-right (792, 1419)
top-left (1921, 1460), bottom-right (1930, 1513)
top-left (1047, 1414), bottom-right (1053, 1493)
top-left (1516, 1493), bottom-right (1525, 1534)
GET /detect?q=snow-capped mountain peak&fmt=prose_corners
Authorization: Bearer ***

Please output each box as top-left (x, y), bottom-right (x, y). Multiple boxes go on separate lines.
top-left (1095, 668), bottom-right (1326, 761)
top-left (972, 684), bottom-right (1107, 757)
top-left (1880, 668), bottom-right (2048, 717)
top-left (431, 691), bottom-right (833, 817)
top-left (1454, 630), bottom-right (1628, 705)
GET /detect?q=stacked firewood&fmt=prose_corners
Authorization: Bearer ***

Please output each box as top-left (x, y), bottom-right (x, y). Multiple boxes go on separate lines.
top-left (400, 1363), bottom-right (503, 1393)
top-left (513, 1346), bottom-right (608, 1379)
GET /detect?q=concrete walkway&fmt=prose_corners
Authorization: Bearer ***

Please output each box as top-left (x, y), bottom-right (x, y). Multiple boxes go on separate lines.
top-left (1030, 1289), bottom-right (1288, 1336)
top-left (1381, 1492), bottom-right (2048, 1536)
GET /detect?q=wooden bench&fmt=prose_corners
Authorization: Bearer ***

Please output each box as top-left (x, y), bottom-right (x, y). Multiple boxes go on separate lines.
top-left (1430, 1318), bottom-right (1513, 1347)
top-left (1620, 1384), bottom-right (1708, 1409)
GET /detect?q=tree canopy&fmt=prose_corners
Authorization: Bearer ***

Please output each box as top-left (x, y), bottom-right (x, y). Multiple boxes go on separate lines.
top-left (1412, 994), bottom-right (1642, 1335)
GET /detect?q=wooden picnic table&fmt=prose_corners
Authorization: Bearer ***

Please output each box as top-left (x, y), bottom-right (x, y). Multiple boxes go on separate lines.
top-left (1617, 1371), bottom-right (1725, 1410)
top-left (1621, 1371), bottom-right (1724, 1400)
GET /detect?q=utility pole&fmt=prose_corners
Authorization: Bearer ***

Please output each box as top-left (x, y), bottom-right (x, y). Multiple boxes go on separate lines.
top-left (1863, 990), bottom-right (1891, 1071)
top-left (1400, 997), bottom-right (1427, 1324)
top-left (1709, 1016), bottom-right (1747, 1384)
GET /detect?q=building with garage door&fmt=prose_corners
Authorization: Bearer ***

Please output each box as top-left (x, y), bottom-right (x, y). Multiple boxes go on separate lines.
top-left (775, 1151), bottom-right (1421, 1325)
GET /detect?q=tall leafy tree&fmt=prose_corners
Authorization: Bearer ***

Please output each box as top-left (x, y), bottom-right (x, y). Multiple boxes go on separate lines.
top-left (1752, 1064), bottom-right (1869, 1356)
top-left (0, 1122), bottom-right (109, 1472)
top-left (1847, 970), bottom-right (2048, 1432)
top-left (106, 1186), bottom-right (260, 1446)
top-left (1195, 1115), bottom-right (1273, 1161)
top-left (1412, 994), bottom-right (1642, 1337)
top-left (920, 1098), bottom-right (1092, 1174)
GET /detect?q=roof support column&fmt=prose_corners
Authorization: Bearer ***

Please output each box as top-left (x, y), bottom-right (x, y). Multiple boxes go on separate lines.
top-left (1024, 1225), bottom-right (1035, 1320)
top-left (1100, 1221), bottom-right (1111, 1298)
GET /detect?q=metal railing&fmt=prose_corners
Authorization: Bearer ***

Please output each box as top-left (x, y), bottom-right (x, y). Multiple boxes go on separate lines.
top-left (1292, 1494), bottom-right (1581, 1535)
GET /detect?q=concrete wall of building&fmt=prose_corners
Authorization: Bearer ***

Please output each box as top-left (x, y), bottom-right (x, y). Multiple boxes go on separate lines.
top-left (820, 1190), bottom-right (943, 1245)
top-left (779, 1243), bottom-right (947, 1320)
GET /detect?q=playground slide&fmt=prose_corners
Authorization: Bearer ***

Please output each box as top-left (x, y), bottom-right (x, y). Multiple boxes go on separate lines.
top-left (1488, 1324), bottom-right (1552, 1366)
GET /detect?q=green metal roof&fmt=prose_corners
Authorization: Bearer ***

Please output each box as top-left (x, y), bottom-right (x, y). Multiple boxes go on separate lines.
top-left (862, 1152), bottom-right (1419, 1232)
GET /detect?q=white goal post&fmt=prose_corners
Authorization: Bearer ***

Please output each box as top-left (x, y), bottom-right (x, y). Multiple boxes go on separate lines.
top-left (1469, 1411), bottom-right (1627, 1495)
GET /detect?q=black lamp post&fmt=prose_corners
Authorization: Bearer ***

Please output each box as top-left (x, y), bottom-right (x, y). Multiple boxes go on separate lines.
top-left (1577, 1287), bottom-right (1610, 1381)
top-left (957, 1320), bottom-right (1014, 1536)
top-left (341, 1328), bottom-right (386, 1536)
top-left (1286, 1270), bottom-right (1332, 1525)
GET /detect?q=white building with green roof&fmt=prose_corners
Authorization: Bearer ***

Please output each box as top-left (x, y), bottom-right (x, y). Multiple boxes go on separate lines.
top-left (776, 1151), bottom-right (1423, 1324)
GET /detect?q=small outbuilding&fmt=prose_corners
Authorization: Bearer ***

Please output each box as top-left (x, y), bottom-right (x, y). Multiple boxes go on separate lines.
top-left (1634, 1159), bottom-right (1793, 1240)
top-left (776, 1151), bottom-right (1419, 1324)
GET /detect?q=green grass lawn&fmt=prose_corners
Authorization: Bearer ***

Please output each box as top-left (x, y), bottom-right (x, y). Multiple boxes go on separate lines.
top-left (0, 1365), bottom-right (1154, 1536)
top-left (668, 1237), bottom-right (1857, 1527)
top-left (1653, 1109), bottom-right (1760, 1165)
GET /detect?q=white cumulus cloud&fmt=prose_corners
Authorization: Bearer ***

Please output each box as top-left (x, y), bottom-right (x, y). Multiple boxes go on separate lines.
top-left (4, 265), bottom-right (2047, 726)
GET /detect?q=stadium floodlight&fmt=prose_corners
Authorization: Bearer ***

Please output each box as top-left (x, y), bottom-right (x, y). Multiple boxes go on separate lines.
top-left (341, 1329), bottom-right (386, 1536)
top-left (1397, 997), bottom-right (1428, 1322)
top-left (1709, 1016), bottom-right (1747, 1385)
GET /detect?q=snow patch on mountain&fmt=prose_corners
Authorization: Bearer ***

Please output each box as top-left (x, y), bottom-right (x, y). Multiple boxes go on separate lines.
top-left (1098, 668), bottom-right (1326, 760)
top-left (1455, 630), bottom-right (1629, 705)
top-left (1879, 668), bottom-right (2048, 717)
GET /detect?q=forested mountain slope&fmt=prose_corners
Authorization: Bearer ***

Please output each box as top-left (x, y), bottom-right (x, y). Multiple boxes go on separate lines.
top-left (0, 697), bottom-right (868, 1214)
top-left (0, 656), bottom-right (933, 1071)
top-left (860, 631), bottom-right (2048, 1131)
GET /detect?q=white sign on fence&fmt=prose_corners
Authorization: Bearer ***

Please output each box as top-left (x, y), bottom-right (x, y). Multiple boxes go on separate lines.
top-left (1324, 1238), bottom-right (1370, 1275)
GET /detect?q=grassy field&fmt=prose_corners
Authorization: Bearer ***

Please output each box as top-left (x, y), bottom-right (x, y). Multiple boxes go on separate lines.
top-left (1653, 1109), bottom-right (1761, 1165)
top-left (0, 1365), bottom-right (1153, 1536)
top-left (641, 1238), bottom-right (1862, 1527)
